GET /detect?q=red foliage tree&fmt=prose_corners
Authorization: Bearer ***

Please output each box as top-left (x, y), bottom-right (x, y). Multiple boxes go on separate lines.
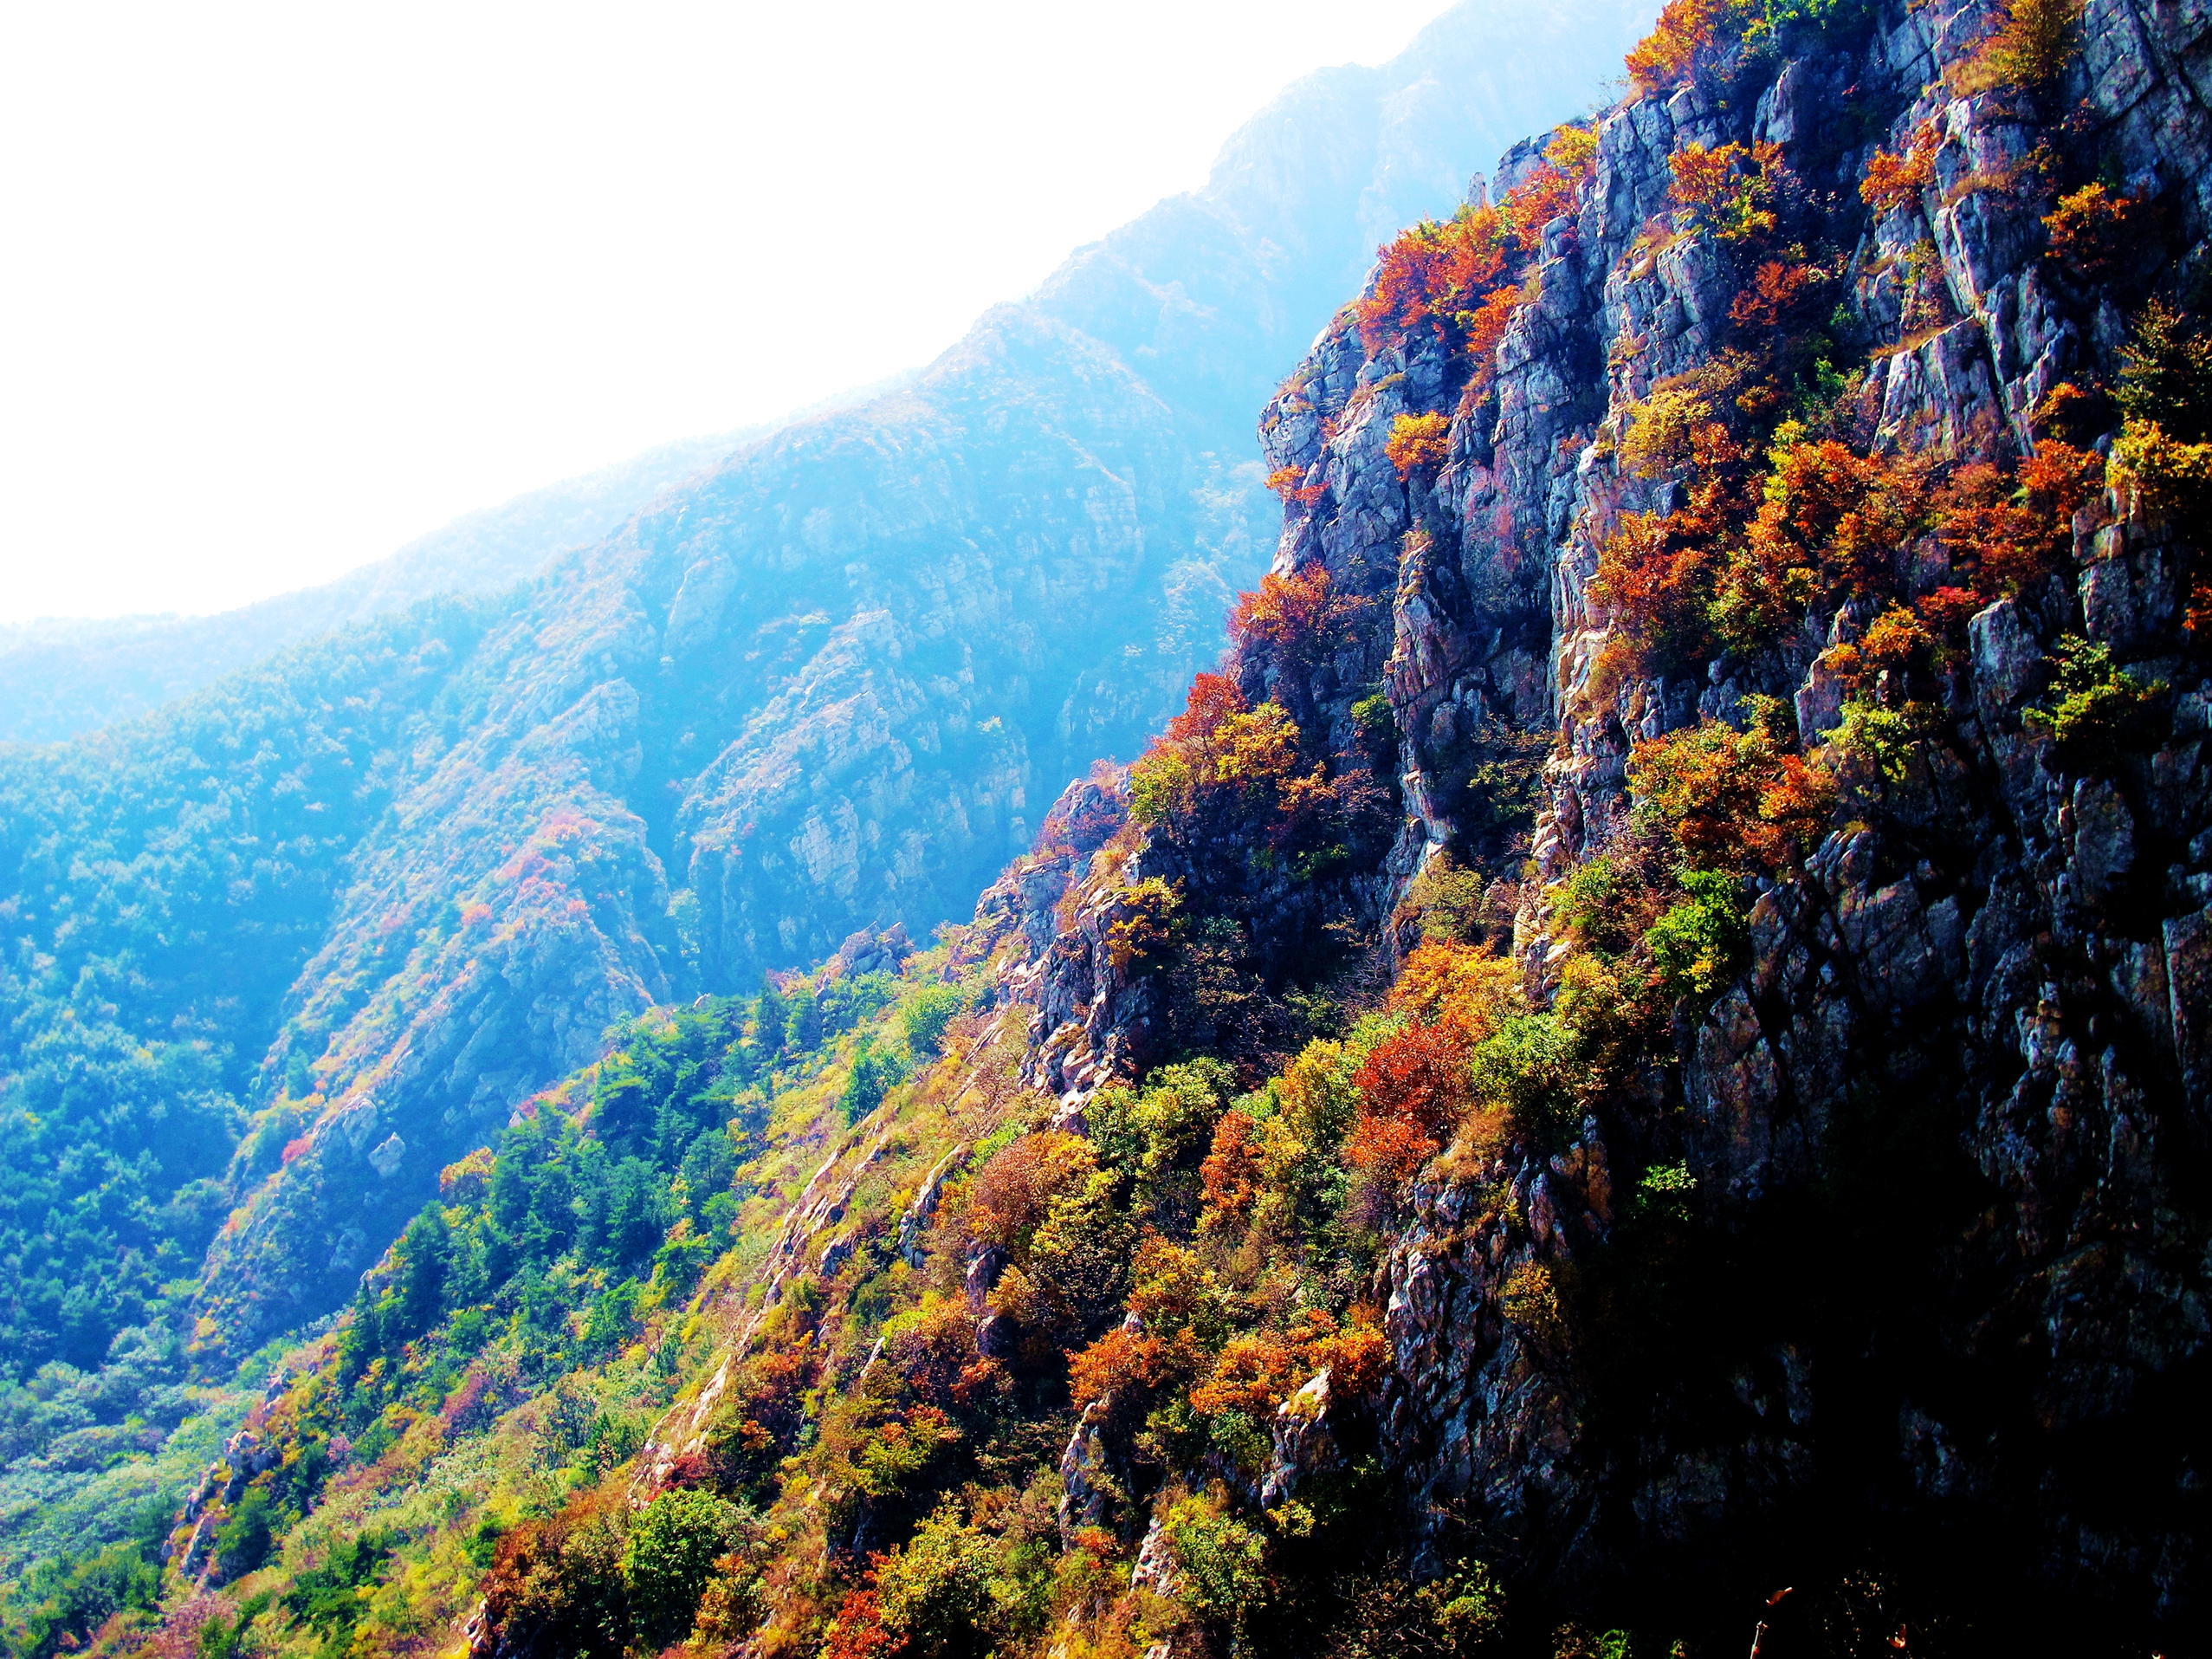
top-left (1198, 1109), bottom-right (1264, 1231)
top-left (1346, 1019), bottom-right (1475, 1181)
top-left (822, 1577), bottom-right (901, 1659)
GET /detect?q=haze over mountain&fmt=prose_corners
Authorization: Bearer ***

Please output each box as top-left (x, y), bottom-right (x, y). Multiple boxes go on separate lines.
top-left (0, 376), bottom-right (920, 746)
top-left (0, 0), bottom-right (1654, 1380)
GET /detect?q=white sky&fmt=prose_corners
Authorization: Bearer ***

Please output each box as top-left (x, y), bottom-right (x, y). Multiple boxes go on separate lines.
top-left (0, 0), bottom-right (1450, 624)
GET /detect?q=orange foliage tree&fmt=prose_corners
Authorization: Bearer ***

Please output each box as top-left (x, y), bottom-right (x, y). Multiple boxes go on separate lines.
top-left (1265, 463), bottom-right (1325, 507)
top-left (1190, 1332), bottom-right (1304, 1416)
top-left (1386, 413), bottom-right (1452, 477)
top-left (1198, 1109), bottom-right (1264, 1231)
top-left (1127, 675), bottom-right (1336, 852)
top-left (1356, 206), bottom-right (1509, 351)
top-left (1354, 125), bottom-right (1593, 360)
top-left (820, 1577), bottom-right (898, 1659)
top-left (1669, 140), bottom-right (1782, 241)
top-left (1728, 258), bottom-right (1822, 330)
top-left (1388, 939), bottom-right (1523, 1036)
top-left (1669, 141), bottom-right (1748, 227)
top-left (1459, 285), bottom-right (1527, 383)
top-left (1860, 124), bottom-right (1939, 217)
top-left (1189, 1308), bottom-right (1389, 1418)
top-left (1932, 444), bottom-right (2096, 597)
top-left (1068, 1322), bottom-right (1196, 1412)
top-left (1856, 605), bottom-right (1935, 677)
top-left (1715, 437), bottom-right (1929, 649)
top-left (1228, 564), bottom-right (1365, 677)
top-left (2043, 184), bottom-right (2134, 276)
top-left (1590, 400), bottom-right (1752, 667)
top-left (1627, 720), bottom-right (1835, 872)
top-left (964, 1131), bottom-right (1092, 1258)
top-left (1627, 0), bottom-right (1730, 93)
top-left (882, 1296), bottom-right (1007, 1412)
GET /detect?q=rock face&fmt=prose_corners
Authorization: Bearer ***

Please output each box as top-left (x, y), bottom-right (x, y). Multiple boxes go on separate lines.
top-left (0, 0), bottom-right (1660, 1356)
top-left (973, 0), bottom-right (2212, 1635)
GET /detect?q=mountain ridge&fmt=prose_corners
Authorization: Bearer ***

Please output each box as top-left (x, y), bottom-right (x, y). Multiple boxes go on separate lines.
top-left (0, 374), bottom-right (925, 748)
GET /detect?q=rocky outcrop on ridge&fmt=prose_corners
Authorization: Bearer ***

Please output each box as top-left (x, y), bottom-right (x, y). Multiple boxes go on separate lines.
top-left (976, 0), bottom-right (2212, 1635)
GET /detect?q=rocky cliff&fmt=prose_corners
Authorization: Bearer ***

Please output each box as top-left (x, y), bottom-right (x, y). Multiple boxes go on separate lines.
top-left (959, 0), bottom-right (2212, 1637)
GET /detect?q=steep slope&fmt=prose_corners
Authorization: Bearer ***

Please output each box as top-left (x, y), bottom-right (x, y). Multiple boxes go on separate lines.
top-left (74, 6), bottom-right (2212, 1658)
top-left (959, 0), bottom-right (2212, 1636)
top-left (161, 0), bottom-right (1655, 1355)
top-left (0, 8), bottom-right (1659, 1587)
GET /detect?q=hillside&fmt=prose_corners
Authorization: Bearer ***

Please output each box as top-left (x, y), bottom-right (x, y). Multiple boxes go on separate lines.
top-left (9, 0), bottom-right (2204, 1654)
top-left (0, 0), bottom-right (1655, 1589)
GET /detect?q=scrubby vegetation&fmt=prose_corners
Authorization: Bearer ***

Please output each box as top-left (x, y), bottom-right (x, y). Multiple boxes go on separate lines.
top-left (1354, 124), bottom-right (1598, 379)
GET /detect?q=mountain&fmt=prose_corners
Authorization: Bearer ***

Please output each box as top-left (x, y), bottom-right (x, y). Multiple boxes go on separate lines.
top-left (0, 0), bottom-right (1655, 1555)
top-left (10, 0), bottom-right (2212, 1654)
top-left (0, 431), bottom-right (749, 747)
top-left (0, 374), bottom-right (925, 748)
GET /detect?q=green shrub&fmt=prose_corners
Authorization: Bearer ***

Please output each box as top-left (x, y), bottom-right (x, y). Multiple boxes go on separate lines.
top-left (1631, 1162), bottom-right (1698, 1223)
top-left (1089, 1056), bottom-right (1235, 1206)
top-left (2115, 301), bottom-right (2212, 441)
top-left (901, 983), bottom-right (971, 1058)
top-left (1012, 1170), bottom-right (1137, 1342)
top-left (1323, 1556), bottom-right (1508, 1657)
top-left (1162, 1494), bottom-right (1268, 1627)
top-left (2023, 634), bottom-right (2167, 768)
top-left (1351, 688), bottom-right (1395, 736)
top-left (1400, 852), bottom-right (1487, 941)
top-left (1469, 1014), bottom-right (1577, 1141)
top-left (1646, 869), bottom-right (1750, 999)
top-left (623, 1487), bottom-right (747, 1646)
top-left (213, 1484), bottom-right (279, 1582)
top-left (841, 1040), bottom-right (908, 1122)
top-left (1828, 698), bottom-right (1924, 784)
top-left (1556, 855), bottom-right (1640, 956)
top-left (7, 1524), bottom-right (165, 1659)
top-left (281, 1532), bottom-right (391, 1652)
top-left (871, 1501), bottom-right (1006, 1659)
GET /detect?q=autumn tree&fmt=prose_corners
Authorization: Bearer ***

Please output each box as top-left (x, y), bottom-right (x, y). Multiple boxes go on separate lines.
top-left (1627, 0), bottom-right (1729, 93)
top-left (1387, 413), bottom-right (1452, 477)
top-left (1346, 1017), bottom-right (1480, 1182)
top-left (1860, 124), bottom-right (1939, 217)
top-left (1627, 719), bottom-right (1835, 871)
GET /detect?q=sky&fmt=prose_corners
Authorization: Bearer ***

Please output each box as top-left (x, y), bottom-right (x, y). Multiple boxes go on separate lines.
top-left (0, 0), bottom-right (1452, 624)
